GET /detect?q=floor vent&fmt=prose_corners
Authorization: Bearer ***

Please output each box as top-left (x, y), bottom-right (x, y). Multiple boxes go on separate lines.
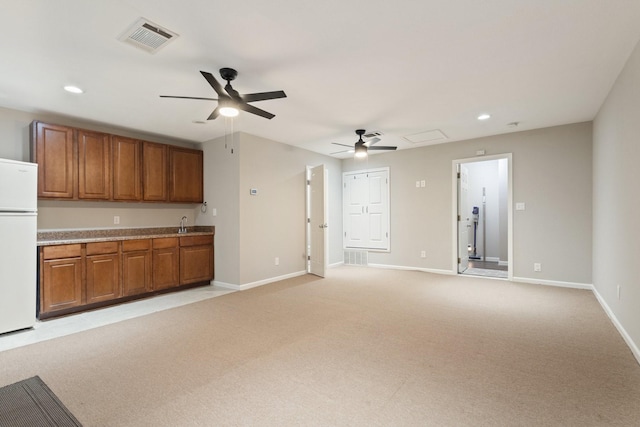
top-left (344, 250), bottom-right (368, 266)
top-left (118, 18), bottom-right (178, 54)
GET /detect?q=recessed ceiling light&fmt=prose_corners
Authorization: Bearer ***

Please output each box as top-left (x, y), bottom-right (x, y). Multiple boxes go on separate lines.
top-left (63, 85), bottom-right (84, 94)
top-left (477, 113), bottom-right (491, 120)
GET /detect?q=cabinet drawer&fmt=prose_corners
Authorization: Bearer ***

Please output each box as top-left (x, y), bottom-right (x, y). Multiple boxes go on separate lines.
top-left (179, 235), bottom-right (213, 247)
top-left (153, 237), bottom-right (179, 249)
top-left (122, 239), bottom-right (151, 252)
top-left (42, 244), bottom-right (82, 260)
top-left (86, 241), bottom-right (119, 255)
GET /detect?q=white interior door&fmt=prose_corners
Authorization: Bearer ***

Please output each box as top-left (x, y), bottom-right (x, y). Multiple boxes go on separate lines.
top-left (309, 164), bottom-right (327, 277)
top-left (458, 164), bottom-right (470, 273)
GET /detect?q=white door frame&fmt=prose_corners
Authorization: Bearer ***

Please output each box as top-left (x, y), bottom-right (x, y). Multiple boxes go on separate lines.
top-left (451, 153), bottom-right (513, 279)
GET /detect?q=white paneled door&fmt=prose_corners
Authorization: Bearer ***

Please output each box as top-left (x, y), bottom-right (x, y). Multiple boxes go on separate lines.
top-left (343, 168), bottom-right (389, 251)
top-left (308, 165), bottom-right (327, 277)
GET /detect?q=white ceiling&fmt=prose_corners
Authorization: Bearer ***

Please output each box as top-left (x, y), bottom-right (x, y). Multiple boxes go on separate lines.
top-left (1, 1), bottom-right (640, 158)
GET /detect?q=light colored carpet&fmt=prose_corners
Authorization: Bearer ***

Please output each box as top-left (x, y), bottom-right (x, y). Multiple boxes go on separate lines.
top-left (1, 266), bottom-right (639, 426)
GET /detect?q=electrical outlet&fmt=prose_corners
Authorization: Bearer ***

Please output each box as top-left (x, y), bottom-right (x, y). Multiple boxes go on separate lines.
top-left (534, 263), bottom-right (541, 272)
top-left (113, 215), bottom-right (120, 225)
top-left (420, 250), bottom-right (426, 258)
top-left (420, 180), bottom-right (426, 188)
top-left (275, 257), bottom-right (279, 266)
top-left (212, 208), bottom-right (217, 216)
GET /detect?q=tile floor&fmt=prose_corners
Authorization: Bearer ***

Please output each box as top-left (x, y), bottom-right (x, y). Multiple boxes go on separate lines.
top-left (0, 284), bottom-right (235, 353)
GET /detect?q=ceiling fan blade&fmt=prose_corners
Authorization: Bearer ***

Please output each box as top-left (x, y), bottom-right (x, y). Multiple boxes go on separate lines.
top-left (207, 106), bottom-right (220, 120)
top-left (200, 71), bottom-right (226, 97)
top-left (242, 91), bottom-right (287, 103)
top-left (331, 142), bottom-right (353, 148)
top-left (330, 149), bottom-right (353, 155)
top-left (364, 137), bottom-right (381, 147)
top-left (238, 103), bottom-right (275, 119)
top-left (224, 83), bottom-right (243, 101)
top-left (160, 95), bottom-right (218, 101)
top-left (368, 146), bottom-right (397, 151)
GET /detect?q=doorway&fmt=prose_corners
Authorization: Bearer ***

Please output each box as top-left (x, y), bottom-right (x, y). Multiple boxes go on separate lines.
top-left (453, 154), bottom-right (512, 279)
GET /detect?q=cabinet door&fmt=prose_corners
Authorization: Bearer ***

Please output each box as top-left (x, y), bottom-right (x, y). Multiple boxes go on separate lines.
top-left (122, 250), bottom-right (151, 296)
top-left (153, 247), bottom-right (180, 290)
top-left (113, 136), bottom-right (141, 201)
top-left (179, 245), bottom-right (213, 284)
top-left (169, 147), bottom-right (203, 203)
top-left (32, 122), bottom-right (75, 199)
top-left (86, 254), bottom-right (121, 303)
top-left (42, 258), bottom-right (83, 313)
top-left (78, 129), bottom-right (111, 200)
top-left (143, 141), bottom-right (168, 201)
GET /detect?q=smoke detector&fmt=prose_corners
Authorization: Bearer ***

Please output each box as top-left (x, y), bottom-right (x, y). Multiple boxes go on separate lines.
top-left (118, 18), bottom-right (178, 54)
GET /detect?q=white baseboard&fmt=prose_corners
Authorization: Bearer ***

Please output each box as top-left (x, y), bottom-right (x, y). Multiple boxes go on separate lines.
top-left (213, 270), bottom-right (307, 291)
top-left (329, 261), bottom-right (344, 268)
top-left (367, 263), bottom-right (456, 276)
top-left (511, 276), bottom-right (593, 290)
top-left (498, 260), bottom-right (508, 267)
top-left (592, 288), bottom-right (640, 366)
top-left (484, 256), bottom-right (500, 263)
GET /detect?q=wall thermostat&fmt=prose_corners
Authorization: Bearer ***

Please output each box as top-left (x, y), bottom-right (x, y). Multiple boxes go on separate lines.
top-left (250, 188), bottom-right (258, 195)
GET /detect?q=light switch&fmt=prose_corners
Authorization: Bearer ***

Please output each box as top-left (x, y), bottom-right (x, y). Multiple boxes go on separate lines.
top-left (515, 202), bottom-right (525, 211)
top-left (212, 208), bottom-right (217, 217)
top-left (415, 181), bottom-right (420, 188)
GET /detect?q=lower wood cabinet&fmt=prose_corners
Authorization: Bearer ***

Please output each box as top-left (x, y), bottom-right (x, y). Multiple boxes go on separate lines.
top-left (152, 238), bottom-right (179, 290)
top-left (39, 234), bottom-right (214, 318)
top-left (180, 235), bottom-right (214, 285)
top-left (41, 244), bottom-right (83, 313)
top-left (85, 242), bottom-right (121, 304)
top-left (122, 239), bottom-right (152, 296)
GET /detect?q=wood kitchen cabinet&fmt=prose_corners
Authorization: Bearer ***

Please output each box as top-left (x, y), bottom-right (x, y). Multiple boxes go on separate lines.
top-left (142, 141), bottom-right (168, 201)
top-left (152, 237), bottom-right (180, 290)
top-left (85, 242), bottom-right (121, 304)
top-left (31, 121), bottom-right (203, 204)
top-left (112, 136), bottom-right (142, 201)
top-left (38, 230), bottom-right (214, 318)
top-left (169, 147), bottom-right (203, 203)
top-left (122, 239), bottom-right (152, 296)
top-left (40, 244), bottom-right (83, 313)
top-left (179, 235), bottom-right (214, 285)
top-left (31, 122), bottom-right (76, 199)
top-left (77, 129), bottom-right (111, 200)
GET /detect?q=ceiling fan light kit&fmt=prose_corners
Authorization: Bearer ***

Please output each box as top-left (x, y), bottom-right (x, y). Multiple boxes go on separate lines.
top-left (332, 129), bottom-right (398, 158)
top-left (160, 68), bottom-right (286, 120)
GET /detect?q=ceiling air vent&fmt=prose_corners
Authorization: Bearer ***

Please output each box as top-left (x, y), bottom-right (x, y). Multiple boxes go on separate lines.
top-left (118, 18), bottom-right (178, 54)
top-left (364, 131), bottom-right (383, 139)
top-left (403, 129), bottom-right (448, 144)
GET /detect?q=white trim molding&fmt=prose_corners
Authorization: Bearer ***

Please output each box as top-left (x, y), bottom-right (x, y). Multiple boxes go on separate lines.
top-left (367, 263), bottom-right (456, 276)
top-left (511, 276), bottom-right (593, 290)
top-left (592, 288), bottom-right (640, 366)
top-left (213, 270), bottom-right (307, 291)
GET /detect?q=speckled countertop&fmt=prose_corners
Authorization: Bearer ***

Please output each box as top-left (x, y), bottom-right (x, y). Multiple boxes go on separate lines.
top-left (37, 226), bottom-right (215, 246)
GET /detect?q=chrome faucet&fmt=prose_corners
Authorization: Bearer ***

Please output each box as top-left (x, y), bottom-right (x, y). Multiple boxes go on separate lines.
top-left (178, 216), bottom-right (188, 234)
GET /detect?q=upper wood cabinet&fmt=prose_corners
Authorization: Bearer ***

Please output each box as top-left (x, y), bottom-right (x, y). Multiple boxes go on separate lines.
top-left (143, 141), bottom-right (168, 201)
top-left (30, 121), bottom-right (203, 204)
top-left (31, 122), bottom-right (76, 199)
top-left (112, 136), bottom-right (142, 201)
top-left (169, 147), bottom-right (203, 203)
top-left (77, 129), bottom-right (111, 200)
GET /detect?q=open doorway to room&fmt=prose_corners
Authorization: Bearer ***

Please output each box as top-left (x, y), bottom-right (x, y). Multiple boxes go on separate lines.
top-left (453, 154), bottom-right (512, 279)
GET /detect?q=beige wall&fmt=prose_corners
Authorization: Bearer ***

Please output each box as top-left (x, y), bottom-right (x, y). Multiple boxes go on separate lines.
top-left (0, 106), bottom-right (201, 230)
top-left (343, 122), bottom-right (593, 285)
top-left (197, 132), bottom-right (343, 287)
top-left (593, 38), bottom-right (640, 356)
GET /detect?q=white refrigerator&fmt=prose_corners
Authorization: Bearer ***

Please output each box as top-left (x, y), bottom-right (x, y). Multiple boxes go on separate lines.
top-left (0, 158), bottom-right (38, 335)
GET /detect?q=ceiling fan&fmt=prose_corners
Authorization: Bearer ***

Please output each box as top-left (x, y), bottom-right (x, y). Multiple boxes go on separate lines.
top-left (160, 68), bottom-right (286, 120)
top-left (331, 129), bottom-right (397, 157)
